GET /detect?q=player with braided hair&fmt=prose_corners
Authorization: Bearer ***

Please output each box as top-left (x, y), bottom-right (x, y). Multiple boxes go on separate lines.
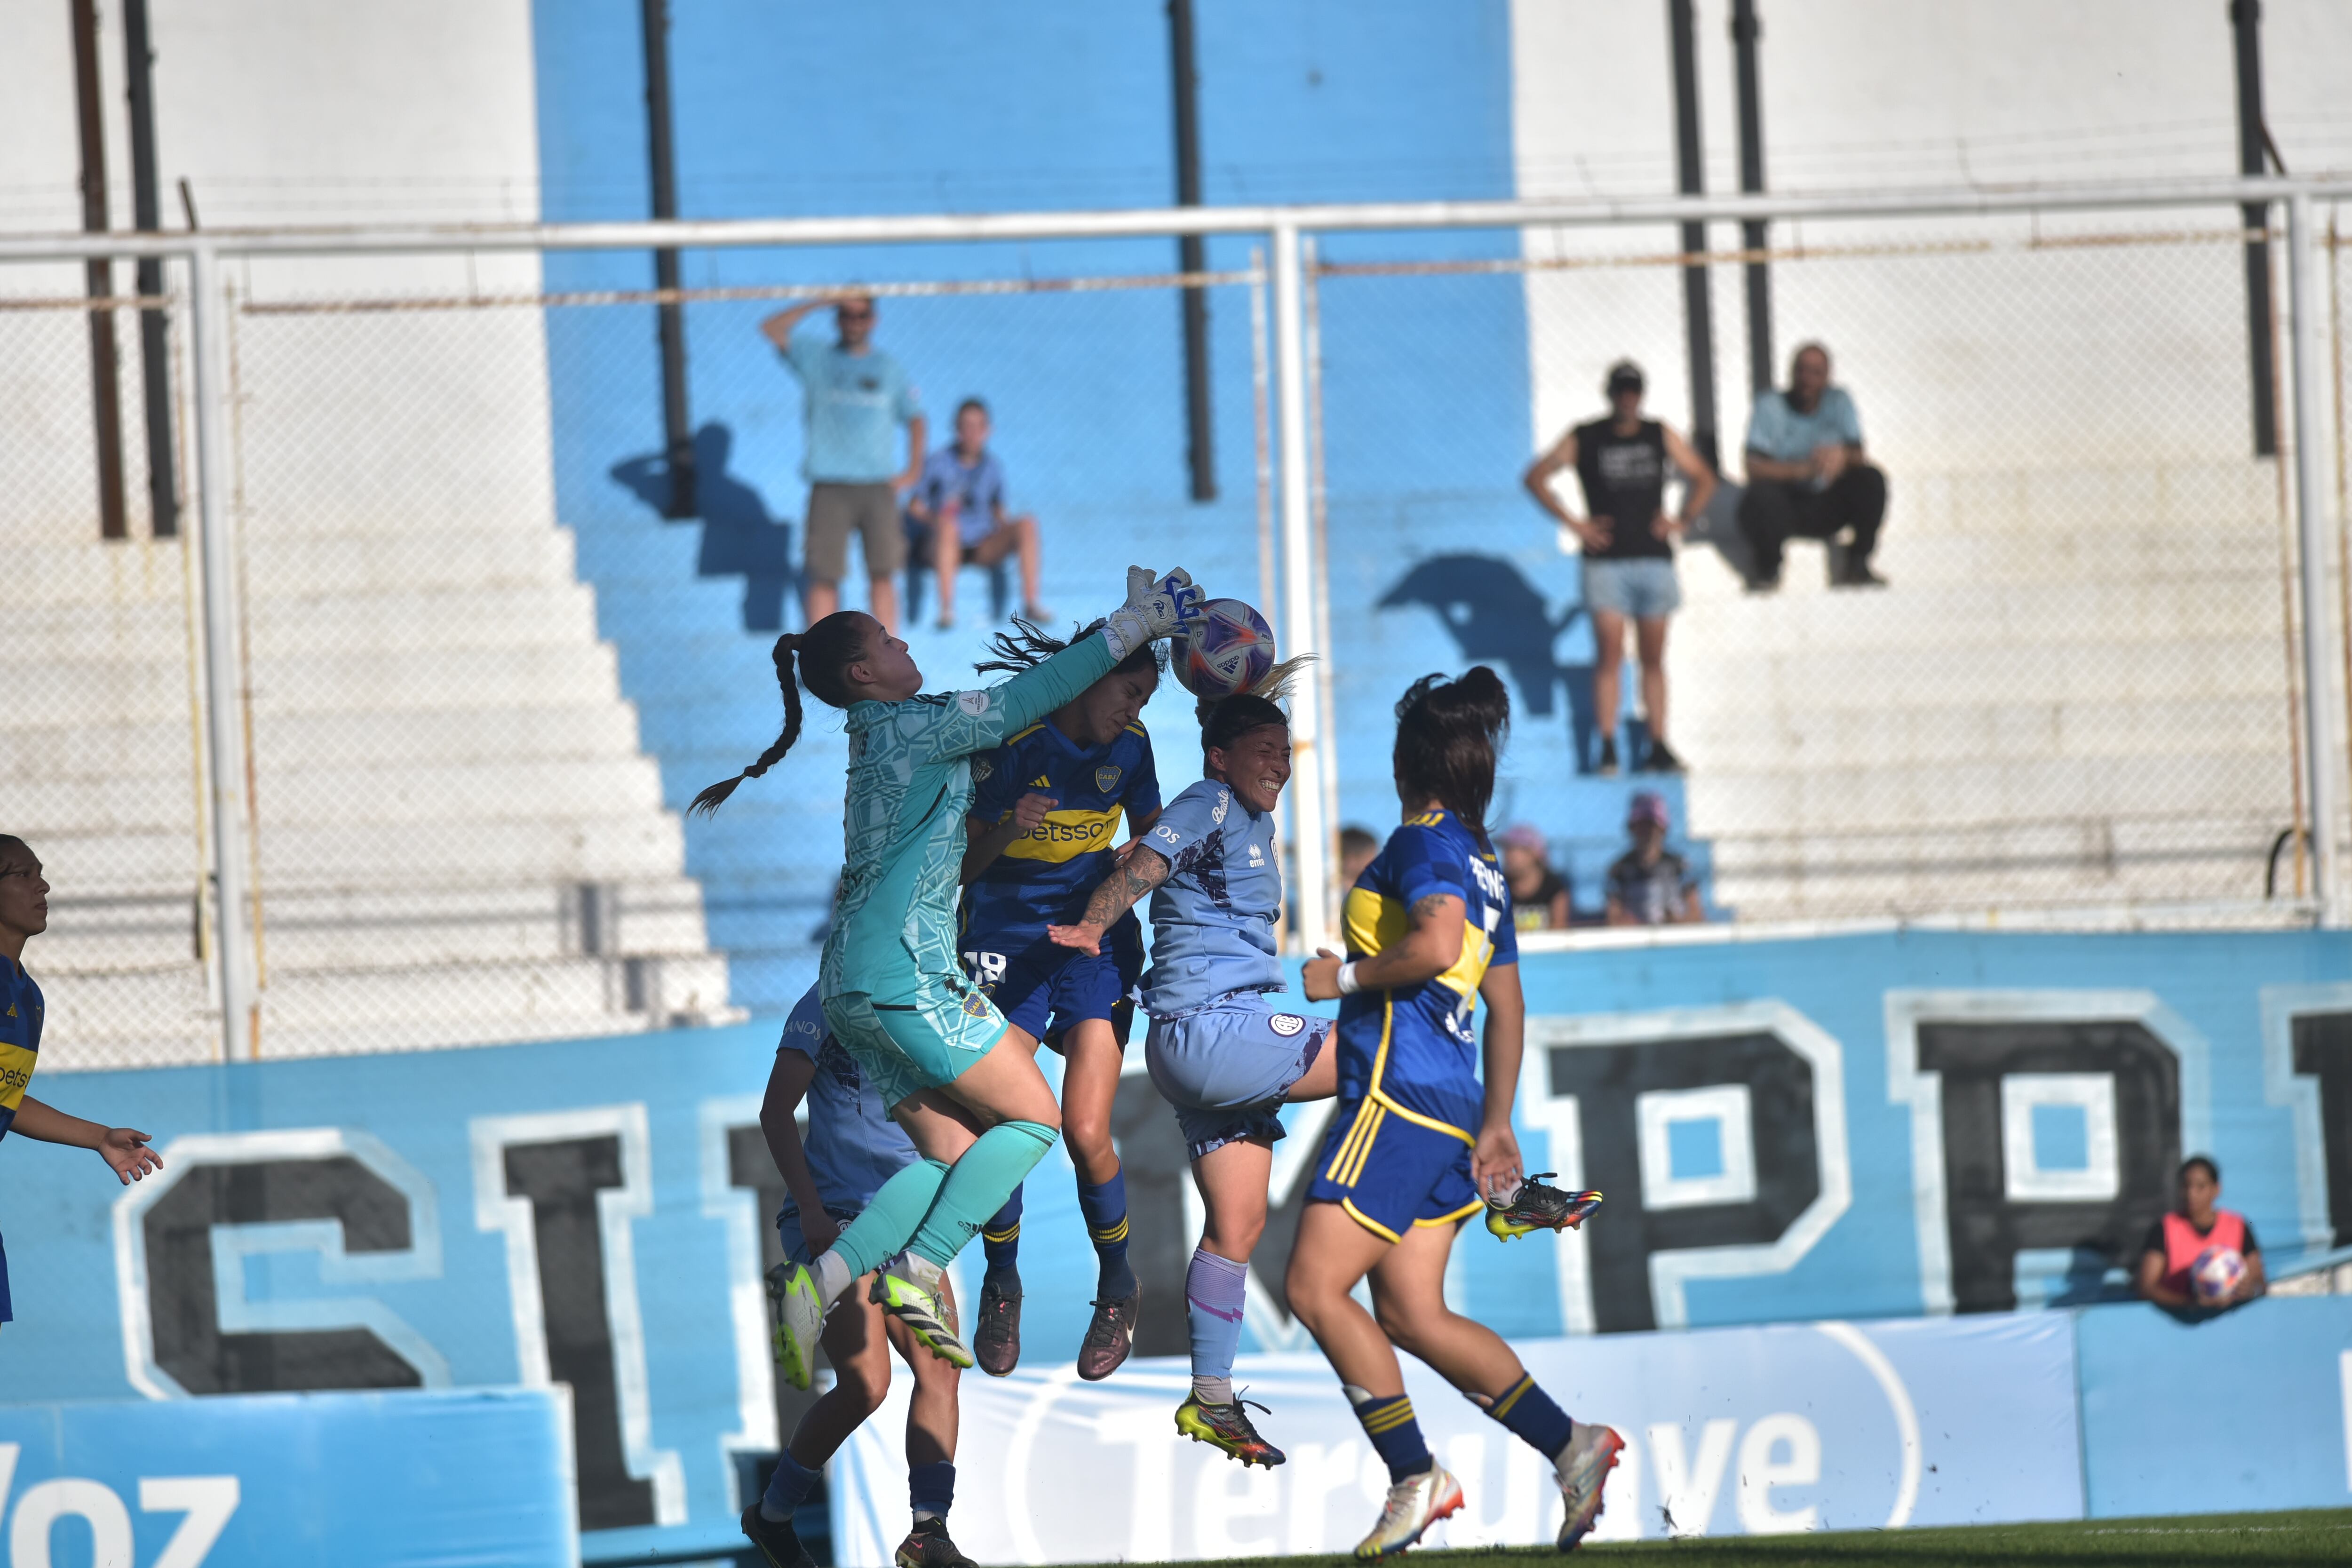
top-left (694, 571), bottom-right (1205, 1568)
top-left (954, 617), bottom-right (1167, 1379)
top-left (1046, 658), bottom-right (1331, 1470)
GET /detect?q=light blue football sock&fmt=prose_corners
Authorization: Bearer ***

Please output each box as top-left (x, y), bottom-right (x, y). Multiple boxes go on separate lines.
top-left (827, 1158), bottom-right (950, 1284)
top-left (905, 1121), bottom-right (1060, 1268)
top-left (1185, 1245), bottom-right (1248, 1405)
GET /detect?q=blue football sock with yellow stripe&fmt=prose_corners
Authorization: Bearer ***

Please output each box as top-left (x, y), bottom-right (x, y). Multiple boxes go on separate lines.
top-left (981, 1187), bottom-right (1022, 1281)
top-left (1078, 1171), bottom-right (1136, 1297)
top-left (1483, 1372), bottom-right (1574, 1459)
top-left (1351, 1389), bottom-right (1433, 1482)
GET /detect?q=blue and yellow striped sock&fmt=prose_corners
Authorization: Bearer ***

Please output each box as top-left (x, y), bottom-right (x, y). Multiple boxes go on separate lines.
top-left (1483, 1372), bottom-right (1574, 1460)
top-left (1350, 1389), bottom-right (1433, 1482)
top-left (1077, 1170), bottom-right (1136, 1297)
top-left (981, 1187), bottom-right (1022, 1281)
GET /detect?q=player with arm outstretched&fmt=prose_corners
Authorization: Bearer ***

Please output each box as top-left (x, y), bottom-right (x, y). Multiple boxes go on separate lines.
top-left (954, 620), bottom-right (1165, 1379)
top-left (1047, 667), bottom-right (1335, 1468)
top-left (746, 985), bottom-right (974, 1568)
top-left (691, 569), bottom-right (1202, 1396)
top-left (1288, 671), bottom-right (1619, 1559)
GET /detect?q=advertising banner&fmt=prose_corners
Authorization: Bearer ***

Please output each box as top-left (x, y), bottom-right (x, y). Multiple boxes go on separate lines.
top-left (0, 1388), bottom-right (571, 1568)
top-left (831, 1313), bottom-right (2082, 1564)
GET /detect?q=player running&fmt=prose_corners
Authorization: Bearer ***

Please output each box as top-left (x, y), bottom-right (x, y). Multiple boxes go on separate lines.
top-left (955, 620), bottom-right (1166, 1379)
top-left (1290, 669), bottom-right (1618, 1559)
top-left (1047, 668), bottom-right (1333, 1470)
top-left (695, 568), bottom-right (1203, 1392)
top-left (745, 984), bottom-right (977, 1568)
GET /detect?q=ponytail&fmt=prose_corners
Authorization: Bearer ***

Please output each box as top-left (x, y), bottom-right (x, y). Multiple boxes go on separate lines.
top-left (1391, 666), bottom-right (1510, 846)
top-left (687, 612), bottom-right (870, 816)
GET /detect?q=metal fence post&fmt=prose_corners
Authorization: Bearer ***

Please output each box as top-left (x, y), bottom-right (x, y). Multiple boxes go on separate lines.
top-left (1270, 223), bottom-right (1330, 952)
top-left (2288, 193), bottom-right (2345, 923)
top-left (185, 242), bottom-right (258, 1055)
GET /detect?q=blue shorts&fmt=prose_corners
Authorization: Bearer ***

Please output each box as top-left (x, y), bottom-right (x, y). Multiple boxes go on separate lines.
top-left (1145, 995), bottom-right (1331, 1160)
top-left (1583, 557), bottom-right (1682, 620)
top-left (1307, 1096), bottom-right (1483, 1242)
top-left (776, 1205), bottom-right (863, 1268)
top-left (969, 941), bottom-right (1123, 1043)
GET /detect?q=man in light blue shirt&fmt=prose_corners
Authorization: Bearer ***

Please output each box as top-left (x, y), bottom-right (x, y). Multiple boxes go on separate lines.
top-left (760, 294), bottom-right (927, 632)
top-left (1736, 341), bottom-right (1888, 590)
top-left (905, 398), bottom-right (1049, 630)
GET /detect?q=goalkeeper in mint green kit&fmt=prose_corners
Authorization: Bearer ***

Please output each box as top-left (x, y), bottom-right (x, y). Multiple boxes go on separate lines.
top-left (691, 568), bottom-right (1204, 1415)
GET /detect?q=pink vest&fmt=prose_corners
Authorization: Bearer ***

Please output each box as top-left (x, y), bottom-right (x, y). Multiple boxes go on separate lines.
top-left (2160, 1210), bottom-right (2246, 1297)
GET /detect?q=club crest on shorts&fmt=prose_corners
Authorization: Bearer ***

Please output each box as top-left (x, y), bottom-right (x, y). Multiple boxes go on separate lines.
top-left (1269, 1013), bottom-right (1306, 1037)
top-left (1094, 765), bottom-right (1122, 794)
top-left (961, 991), bottom-right (992, 1019)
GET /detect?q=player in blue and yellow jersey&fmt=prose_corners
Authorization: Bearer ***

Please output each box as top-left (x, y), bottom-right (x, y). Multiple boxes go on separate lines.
top-left (1289, 673), bottom-right (1621, 1560)
top-left (0, 836), bottom-right (165, 1329)
top-left (744, 983), bottom-right (977, 1568)
top-left (688, 569), bottom-right (1203, 1398)
top-left (1048, 665), bottom-right (1337, 1471)
top-left (956, 619), bottom-right (1164, 1380)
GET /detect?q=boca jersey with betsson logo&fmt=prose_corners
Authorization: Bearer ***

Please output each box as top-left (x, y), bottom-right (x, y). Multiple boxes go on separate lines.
top-left (0, 956), bottom-right (43, 1140)
top-left (1338, 809), bottom-right (1518, 1135)
top-left (963, 719), bottom-right (1161, 947)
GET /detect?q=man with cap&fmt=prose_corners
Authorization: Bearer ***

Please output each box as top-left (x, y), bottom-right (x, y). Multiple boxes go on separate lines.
top-left (1605, 793), bottom-right (1704, 926)
top-left (1522, 360), bottom-right (1716, 775)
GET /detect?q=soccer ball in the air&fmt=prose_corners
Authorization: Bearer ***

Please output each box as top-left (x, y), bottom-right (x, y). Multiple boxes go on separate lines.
top-left (2190, 1245), bottom-right (2245, 1305)
top-left (1175, 598), bottom-right (1277, 700)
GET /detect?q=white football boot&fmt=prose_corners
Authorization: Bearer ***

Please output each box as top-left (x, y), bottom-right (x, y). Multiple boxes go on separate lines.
top-left (765, 1261), bottom-right (826, 1392)
top-left (1352, 1464), bottom-right (1464, 1559)
top-left (1554, 1423), bottom-right (1626, 1549)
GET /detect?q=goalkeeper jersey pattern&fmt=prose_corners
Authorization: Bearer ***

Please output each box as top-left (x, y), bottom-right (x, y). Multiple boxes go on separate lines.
top-left (1336, 810), bottom-right (1518, 1134)
top-left (819, 635), bottom-right (1118, 1006)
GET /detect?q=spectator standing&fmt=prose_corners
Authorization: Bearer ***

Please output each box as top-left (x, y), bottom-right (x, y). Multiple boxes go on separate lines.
top-left (1497, 823), bottom-right (1573, 931)
top-left (906, 399), bottom-right (1049, 630)
top-left (1738, 342), bottom-right (1888, 591)
top-left (1523, 361), bottom-right (1716, 775)
top-left (1605, 793), bottom-right (1703, 926)
top-left (760, 294), bottom-right (926, 633)
top-left (1338, 825), bottom-right (1381, 892)
top-left (2136, 1155), bottom-right (2266, 1309)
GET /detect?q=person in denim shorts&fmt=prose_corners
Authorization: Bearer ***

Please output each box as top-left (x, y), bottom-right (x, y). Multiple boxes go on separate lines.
top-left (1523, 360), bottom-right (1716, 775)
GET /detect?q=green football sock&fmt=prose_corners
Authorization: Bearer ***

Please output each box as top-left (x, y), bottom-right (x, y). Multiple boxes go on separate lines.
top-left (828, 1157), bottom-right (950, 1285)
top-left (906, 1121), bottom-right (1059, 1269)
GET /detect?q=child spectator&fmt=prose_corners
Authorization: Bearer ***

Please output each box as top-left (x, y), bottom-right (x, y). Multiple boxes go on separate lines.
top-left (0, 835), bottom-right (165, 1329)
top-left (1497, 823), bottom-right (1573, 931)
top-left (2136, 1155), bottom-right (2265, 1310)
top-left (1605, 794), bottom-right (1704, 926)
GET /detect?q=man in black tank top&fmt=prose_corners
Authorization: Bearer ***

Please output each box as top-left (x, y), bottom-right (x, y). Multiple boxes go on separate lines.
top-left (1522, 362), bottom-right (1716, 775)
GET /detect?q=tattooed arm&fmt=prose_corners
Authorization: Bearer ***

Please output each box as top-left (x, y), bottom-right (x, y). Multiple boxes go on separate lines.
top-left (1046, 846), bottom-right (1172, 955)
top-left (1303, 891), bottom-right (1467, 1001)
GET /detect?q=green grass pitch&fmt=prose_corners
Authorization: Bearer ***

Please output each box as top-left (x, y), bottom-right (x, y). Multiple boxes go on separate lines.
top-left (1065, 1510), bottom-right (2352, 1568)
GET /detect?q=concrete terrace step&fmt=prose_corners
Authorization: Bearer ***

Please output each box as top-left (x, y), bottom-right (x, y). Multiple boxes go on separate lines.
top-left (1673, 636), bottom-right (2290, 711)
top-left (245, 581), bottom-right (599, 657)
top-left (1675, 695), bottom-right (2291, 772)
top-left (1670, 576), bottom-right (2287, 654)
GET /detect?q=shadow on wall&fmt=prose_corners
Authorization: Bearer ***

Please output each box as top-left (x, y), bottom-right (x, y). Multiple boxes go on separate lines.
top-left (1378, 553), bottom-right (1598, 772)
top-left (610, 422), bottom-right (799, 632)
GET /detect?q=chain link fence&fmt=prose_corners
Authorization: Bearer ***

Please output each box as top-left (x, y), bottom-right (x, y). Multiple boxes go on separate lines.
top-left (6, 195), bottom-right (2347, 1071)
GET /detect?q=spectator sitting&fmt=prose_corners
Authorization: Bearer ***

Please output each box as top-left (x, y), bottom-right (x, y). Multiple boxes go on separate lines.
top-left (1338, 825), bottom-right (1381, 891)
top-left (906, 398), bottom-right (1049, 631)
top-left (1523, 359), bottom-right (1715, 775)
top-left (2136, 1155), bottom-right (2266, 1310)
top-left (1737, 341), bottom-right (1888, 591)
top-left (1497, 823), bottom-right (1573, 931)
top-left (1605, 792), bottom-right (1704, 926)
top-left (758, 293), bottom-right (925, 634)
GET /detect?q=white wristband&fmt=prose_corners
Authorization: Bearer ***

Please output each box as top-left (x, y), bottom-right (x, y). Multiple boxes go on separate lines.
top-left (1335, 962), bottom-right (1362, 996)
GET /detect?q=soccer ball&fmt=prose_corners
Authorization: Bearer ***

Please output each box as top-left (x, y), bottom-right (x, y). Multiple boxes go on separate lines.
top-left (1175, 598), bottom-right (1277, 700)
top-left (2190, 1245), bottom-right (2245, 1305)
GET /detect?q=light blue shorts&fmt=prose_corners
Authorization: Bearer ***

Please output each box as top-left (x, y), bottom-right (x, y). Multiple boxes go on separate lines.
top-left (775, 1204), bottom-right (863, 1268)
top-left (1583, 557), bottom-right (1682, 620)
top-left (1145, 995), bottom-right (1332, 1160)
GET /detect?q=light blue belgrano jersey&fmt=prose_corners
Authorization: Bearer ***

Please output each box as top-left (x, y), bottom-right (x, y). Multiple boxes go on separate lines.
top-left (1140, 778), bottom-right (1284, 1015)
